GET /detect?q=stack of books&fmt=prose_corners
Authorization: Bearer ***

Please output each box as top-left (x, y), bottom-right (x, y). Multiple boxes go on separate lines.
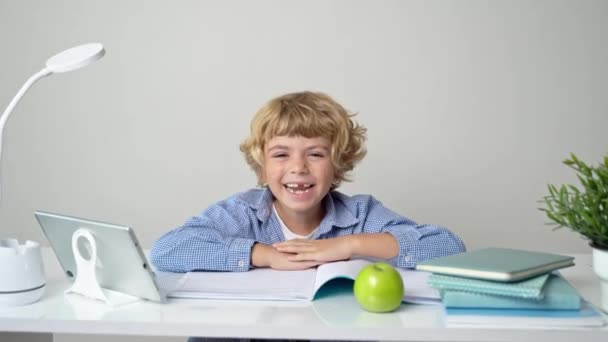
top-left (416, 248), bottom-right (606, 327)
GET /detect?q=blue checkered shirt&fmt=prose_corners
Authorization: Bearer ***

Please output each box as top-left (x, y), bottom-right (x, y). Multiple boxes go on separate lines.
top-left (150, 187), bottom-right (466, 272)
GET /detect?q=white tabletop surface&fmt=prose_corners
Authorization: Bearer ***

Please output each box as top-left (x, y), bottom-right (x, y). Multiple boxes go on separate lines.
top-left (0, 249), bottom-right (606, 341)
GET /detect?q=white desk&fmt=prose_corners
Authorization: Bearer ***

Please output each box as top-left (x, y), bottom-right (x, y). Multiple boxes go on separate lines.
top-left (0, 249), bottom-right (606, 342)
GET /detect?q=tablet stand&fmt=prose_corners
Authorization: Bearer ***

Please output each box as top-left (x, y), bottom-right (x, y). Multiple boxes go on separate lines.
top-left (65, 228), bottom-right (141, 306)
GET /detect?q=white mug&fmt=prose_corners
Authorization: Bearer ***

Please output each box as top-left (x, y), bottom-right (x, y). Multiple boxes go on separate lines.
top-left (0, 239), bottom-right (46, 307)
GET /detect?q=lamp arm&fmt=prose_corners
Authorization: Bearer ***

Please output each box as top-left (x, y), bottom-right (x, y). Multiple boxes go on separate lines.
top-left (0, 68), bottom-right (53, 137)
top-left (0, 67), bottom-right (53, 199)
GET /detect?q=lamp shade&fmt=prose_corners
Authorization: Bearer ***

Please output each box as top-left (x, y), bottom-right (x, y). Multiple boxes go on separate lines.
top-left (0, 43), bottom-right (106, 192)
top-left (45, 43), bottom-right (105, 73)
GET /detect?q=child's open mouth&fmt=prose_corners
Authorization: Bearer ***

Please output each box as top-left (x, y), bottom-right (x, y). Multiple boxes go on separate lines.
top-left (284, 183), bottom-right (314, 194)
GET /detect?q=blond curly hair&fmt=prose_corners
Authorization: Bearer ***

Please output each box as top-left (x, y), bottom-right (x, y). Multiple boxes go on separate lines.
top-left (240, 91), bottom-right (367, 189)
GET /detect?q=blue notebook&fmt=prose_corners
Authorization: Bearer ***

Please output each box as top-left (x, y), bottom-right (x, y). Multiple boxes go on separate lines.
top-left (428, 273), bottom-right (549, 299)
top-left (416, 247), bottom-right (575, 282)
top-left (444, 301), bottom-right (605, 328)
top-left (440, 274), bottom-right (581, 310)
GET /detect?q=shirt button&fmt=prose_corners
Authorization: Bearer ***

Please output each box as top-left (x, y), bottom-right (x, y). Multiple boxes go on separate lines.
top-left (404, 255), bottom-right (411, 262)
top-left (238, 260), bottom-right (245, 267)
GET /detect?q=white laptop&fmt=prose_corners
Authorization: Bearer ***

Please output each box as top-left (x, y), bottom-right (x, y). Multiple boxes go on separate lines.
top-left (35, 210), bottom-right (165, 302)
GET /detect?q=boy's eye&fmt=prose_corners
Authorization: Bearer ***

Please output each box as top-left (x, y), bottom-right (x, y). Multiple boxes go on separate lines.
top-left (271, 153), bottom-right (288, 158)
top-left (309, 152), bottom-right (326, 158)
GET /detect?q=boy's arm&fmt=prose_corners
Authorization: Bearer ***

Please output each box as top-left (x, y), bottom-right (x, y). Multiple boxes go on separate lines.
top-left (274, 195), bottom-right (466, 268)
top-left (150, 200), bottom-right (256, 273)
top-left (274, 228), bottom-right (463, 269)
top-left (362, 196), bottom-right (466, 268)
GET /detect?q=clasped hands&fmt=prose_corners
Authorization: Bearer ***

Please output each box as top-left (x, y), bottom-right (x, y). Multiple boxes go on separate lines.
top-left (252, 235), bottom-right (355, 271)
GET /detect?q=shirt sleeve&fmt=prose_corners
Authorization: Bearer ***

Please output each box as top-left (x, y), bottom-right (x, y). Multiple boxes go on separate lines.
top-left (362, 196), bottom-right (466, 269)
top-left (149, 200), bottom-right (256, 273)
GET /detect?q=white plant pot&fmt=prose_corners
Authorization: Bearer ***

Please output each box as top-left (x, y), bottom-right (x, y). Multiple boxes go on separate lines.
top-left (592, 245), bottom-right (608, 313)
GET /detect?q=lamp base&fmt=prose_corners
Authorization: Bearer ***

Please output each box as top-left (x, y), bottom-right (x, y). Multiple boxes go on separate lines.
top-left (0, 285), bottom-right (45, 307)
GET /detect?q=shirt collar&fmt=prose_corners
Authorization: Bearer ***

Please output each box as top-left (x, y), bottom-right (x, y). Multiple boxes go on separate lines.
top-left (249, 187), bottom-right (360, 230)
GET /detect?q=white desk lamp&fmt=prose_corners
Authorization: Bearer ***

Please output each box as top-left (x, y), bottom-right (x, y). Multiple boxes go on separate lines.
top-left (0, 43), bottom-right (105, 307)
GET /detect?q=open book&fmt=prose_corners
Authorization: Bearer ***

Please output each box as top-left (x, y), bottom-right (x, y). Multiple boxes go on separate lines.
top-left (166, 259), bottom-right (440, 304)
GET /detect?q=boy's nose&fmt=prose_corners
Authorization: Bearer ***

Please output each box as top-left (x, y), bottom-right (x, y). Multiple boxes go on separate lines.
top-left (289, 157), bottom-right (309, 174)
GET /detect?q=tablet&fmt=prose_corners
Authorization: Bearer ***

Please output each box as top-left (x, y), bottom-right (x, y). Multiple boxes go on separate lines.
top-left (35, 210), bottom-right (164, 302)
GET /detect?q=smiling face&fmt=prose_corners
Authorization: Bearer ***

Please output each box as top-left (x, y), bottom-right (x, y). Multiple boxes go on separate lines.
top-left (263, 135), bottom-right (335, 222)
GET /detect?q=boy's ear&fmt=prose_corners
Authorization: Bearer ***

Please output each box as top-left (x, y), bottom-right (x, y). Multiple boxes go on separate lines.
top-left (331, 175), bottom-right (341, 189)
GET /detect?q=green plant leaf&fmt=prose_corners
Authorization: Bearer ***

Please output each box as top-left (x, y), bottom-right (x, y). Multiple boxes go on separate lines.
top-left (540, 153), bottom-right (608, 248)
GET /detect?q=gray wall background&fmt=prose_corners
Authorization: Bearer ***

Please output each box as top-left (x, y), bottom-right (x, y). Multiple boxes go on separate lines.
top-left (0, 0), bottom-right (607, 340)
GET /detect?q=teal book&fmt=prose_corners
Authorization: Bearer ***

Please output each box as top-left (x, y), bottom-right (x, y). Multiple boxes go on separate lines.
top-left (428, 273), bottom-right (549, 299)
top-left (416, 247), bottom-right (575, 282)
top-left (440, 274), bottom-right (581, 310)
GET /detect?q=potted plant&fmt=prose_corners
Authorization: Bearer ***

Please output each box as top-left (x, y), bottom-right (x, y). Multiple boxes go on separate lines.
top-left (540, 153), bottom-right (608, 312)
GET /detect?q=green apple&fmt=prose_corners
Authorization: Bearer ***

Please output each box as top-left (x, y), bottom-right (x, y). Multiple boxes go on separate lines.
top-left (353, 262), bottom-right (404, 313)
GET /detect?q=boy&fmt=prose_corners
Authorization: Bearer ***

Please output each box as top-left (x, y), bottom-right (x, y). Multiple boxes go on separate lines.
top-left (150, 91), bottom-right (465, 273)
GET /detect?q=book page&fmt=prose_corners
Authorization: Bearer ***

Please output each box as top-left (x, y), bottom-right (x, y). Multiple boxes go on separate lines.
top-left (398, 269), bottom-right (440, 304)
top-left (169, 267), bottom-right (318, 301)
top-left (313, 259), bottom-right (370, 294)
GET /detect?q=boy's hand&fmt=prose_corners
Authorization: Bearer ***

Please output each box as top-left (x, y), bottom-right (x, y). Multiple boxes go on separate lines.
top-left (272, 236), bottom-right (354, 263)
top-left (251, 243), bottom-right (324, 270)
top-left (269, 251), bottom-right (325, 270)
